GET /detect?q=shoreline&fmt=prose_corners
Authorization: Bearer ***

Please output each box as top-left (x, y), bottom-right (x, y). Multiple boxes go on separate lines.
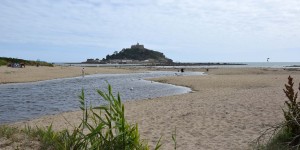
top-left (2, 66), bottom-right (300, 149)
top-left (1, 65), bottom-right (300, 85)
top-left (0, 66), bottom-right (140, 84)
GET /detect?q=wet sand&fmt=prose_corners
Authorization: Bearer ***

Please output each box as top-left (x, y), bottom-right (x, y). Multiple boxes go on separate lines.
top-left (3, 66), bottom-right (300, 149)
top-left (0, 66), bottom-right (136, 84)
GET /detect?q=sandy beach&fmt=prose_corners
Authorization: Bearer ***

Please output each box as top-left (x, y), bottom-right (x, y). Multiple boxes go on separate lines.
top-left (2, 66), bottom-right (300, 149)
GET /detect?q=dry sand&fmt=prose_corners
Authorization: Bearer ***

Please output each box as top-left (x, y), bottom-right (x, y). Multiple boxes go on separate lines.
top-left (3, 66), bottom-right (300, 149)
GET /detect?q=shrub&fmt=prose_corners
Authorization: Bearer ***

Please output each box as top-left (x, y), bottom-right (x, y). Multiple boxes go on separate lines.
top-left (255, 76), bottom-right (300, 149)
top-left (282, 76), bottom-right (300, 137)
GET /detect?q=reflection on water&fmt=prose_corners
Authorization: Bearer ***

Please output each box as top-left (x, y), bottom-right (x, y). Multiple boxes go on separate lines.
top-left (0, 71), bottom-right (203, 124)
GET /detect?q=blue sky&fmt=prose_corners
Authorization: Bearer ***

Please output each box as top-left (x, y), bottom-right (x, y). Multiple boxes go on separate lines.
top-left (0, 0), bottom-right (300, 62)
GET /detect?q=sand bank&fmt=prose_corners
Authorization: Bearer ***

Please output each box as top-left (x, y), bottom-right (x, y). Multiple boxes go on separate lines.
top-left (0, 66), bottom-right (137, 84)
top-left (5, 67), bottom-right (300, 149)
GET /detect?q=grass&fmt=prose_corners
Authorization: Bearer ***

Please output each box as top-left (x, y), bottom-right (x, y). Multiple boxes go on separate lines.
top-left (0, 125), bottom-right (38, 149)
top-left (23, 125), bottom-right (63, 149)
top-left (264, 128), bottom-right (293, 150)
top-left (255, 76), bottom-right (300, 149)
top-left (0, 125), bottom-right (19, 139)
top-left (256, 127), bottom-right (292, 150)
top-left (172, 127), bottom-right (177, 150)
top-left (0, 84), bottom-right (166, 150)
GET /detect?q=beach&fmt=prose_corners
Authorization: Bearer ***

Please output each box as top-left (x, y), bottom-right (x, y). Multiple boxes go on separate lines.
top-left (2, 66), bottom-right (300, 149)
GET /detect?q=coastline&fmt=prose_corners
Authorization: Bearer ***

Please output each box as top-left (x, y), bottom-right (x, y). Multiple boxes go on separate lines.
top-left (2, 66), bottom-right (300, 149)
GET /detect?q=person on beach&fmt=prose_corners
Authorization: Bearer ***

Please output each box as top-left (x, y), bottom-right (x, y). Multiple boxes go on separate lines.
top-left (20, 63), bottom-right (25, 68)
top-left (82, 67), bottom-right (85, 77)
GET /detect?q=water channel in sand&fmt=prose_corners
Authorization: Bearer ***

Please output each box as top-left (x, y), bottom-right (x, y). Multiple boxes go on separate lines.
top-left (0, 71), bottom-right (203, 124)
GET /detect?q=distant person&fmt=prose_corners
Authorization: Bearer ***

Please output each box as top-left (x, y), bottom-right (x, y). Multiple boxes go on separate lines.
top-left (20, 63), bottom-right (25, 68)
top-left (82, 67), bottom-right (85, 77)
top-left (181, 68), bottom-right (184, 73)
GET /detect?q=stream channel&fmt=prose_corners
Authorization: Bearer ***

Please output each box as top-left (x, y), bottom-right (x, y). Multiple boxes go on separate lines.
top-left (0, 71), bottom-right (203, 124)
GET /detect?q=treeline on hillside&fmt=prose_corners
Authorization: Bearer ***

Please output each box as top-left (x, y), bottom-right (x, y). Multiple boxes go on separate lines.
top-left (0, 57), bottom-right (53, 67)
top-left (104, 47), bottom-right (173, 62)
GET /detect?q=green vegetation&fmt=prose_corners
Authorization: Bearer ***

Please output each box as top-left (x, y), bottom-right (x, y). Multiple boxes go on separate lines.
top-left (0, 57), bottom-right (53, 67)
top-left (0, 59), bottom-right (6, 66)
top-left (255, 76), bottom-right (300, 149)
top-left (0, 84), bottom-right (166, 150)
top-left (104, 47), bottom-right (173, 63)
top-left (172, 127), bottom-right (177, 150)
top-left (0, 125), bottom-right (19, 139)
top-left (258, 127), bottom-right (292, 150)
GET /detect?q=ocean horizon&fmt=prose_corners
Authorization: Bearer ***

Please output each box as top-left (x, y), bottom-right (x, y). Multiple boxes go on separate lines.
top-left (55, 62), bottom-right (300, 68)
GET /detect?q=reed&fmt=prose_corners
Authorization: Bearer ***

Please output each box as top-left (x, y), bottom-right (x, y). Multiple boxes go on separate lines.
top-left (72, 84), bottom-right (152, 149)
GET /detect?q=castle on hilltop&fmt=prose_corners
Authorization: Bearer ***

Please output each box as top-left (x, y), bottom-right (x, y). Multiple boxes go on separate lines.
top-left (85, 42), bottom-right (173, 65)
top-left (131, 42), bottom-right (144, 49)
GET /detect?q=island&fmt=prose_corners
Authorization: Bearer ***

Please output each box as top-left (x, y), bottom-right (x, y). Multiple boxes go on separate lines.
top-left (84, 43), bottom-right (246, 66)
top-left (86, 43), bottom-right (173, 65)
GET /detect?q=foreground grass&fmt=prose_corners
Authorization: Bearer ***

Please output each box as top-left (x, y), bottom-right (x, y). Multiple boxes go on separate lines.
top-left (256, 127), bottom-right (292, 150)
top-left (255, 76), bottom-right (300, 150)
top-left (0, 125), bottom-right (41, 149)
top-left (0, 125), bottom-right (18, 139)
top-left (0, 84), bottom-right (164, 150)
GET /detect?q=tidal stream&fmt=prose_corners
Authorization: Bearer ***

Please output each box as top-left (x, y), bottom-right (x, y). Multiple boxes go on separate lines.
top-left (0, 71), bottom-right (203, 124)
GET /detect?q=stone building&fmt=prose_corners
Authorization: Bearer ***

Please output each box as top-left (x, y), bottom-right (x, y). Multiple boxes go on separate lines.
top-left (131, 42), bottom-right (144, 49)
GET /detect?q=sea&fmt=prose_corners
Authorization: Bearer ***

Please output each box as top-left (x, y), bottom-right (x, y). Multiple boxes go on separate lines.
top-left (56, 62), bottom-right (300, 68)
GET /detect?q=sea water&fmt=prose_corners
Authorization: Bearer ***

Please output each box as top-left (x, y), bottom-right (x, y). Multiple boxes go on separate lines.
top-left (0, 71), bottom-right (203, 124)
top-left (158, 62), bottom-right (300, 69)
top-left (57, 62), bottom-right (300, 68)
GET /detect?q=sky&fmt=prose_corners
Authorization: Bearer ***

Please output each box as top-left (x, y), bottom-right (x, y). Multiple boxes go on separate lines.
top-left (0, 0), bottom-right (300, 63)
